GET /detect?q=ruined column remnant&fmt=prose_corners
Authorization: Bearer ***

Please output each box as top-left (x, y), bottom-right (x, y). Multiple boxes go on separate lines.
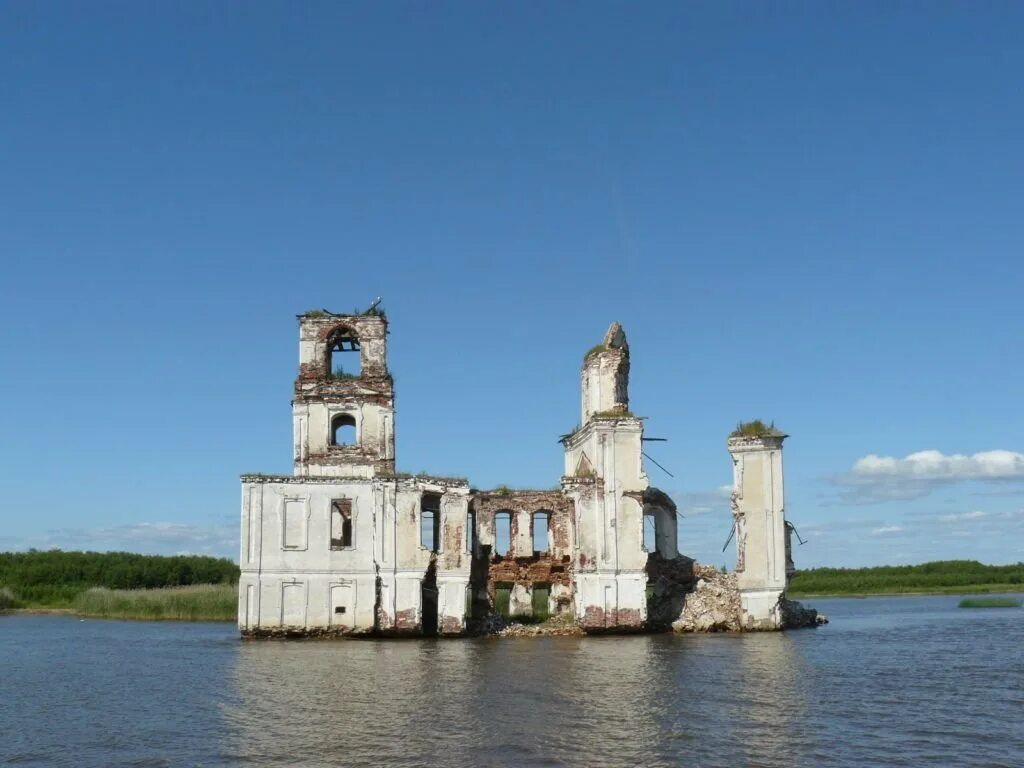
top-left (727, 423), bottom-right (790, 629)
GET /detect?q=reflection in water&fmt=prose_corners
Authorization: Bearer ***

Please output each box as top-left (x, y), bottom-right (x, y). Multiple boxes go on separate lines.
top-left (226, 640), bottom-right (480, 766)
top-left (222, 634), bottom-right (813, 767)
top-left (733, 633), bottom-right (812, 766)
top-left (4, 595), bottom-right (1022, 768)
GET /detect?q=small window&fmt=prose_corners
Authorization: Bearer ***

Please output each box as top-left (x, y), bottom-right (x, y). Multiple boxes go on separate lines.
top-left (466, 510), bottom-right (476, 554)
top-left (331, 499), bottom-right (353, 549)
top-left (421, 493), bottom-right (441, 552)
top-left (532, 511), bottom-right (550, 554)
top-left (331, 414), bottom-right (356, 446)
top-left (494, 511), bottom-right (512, 556)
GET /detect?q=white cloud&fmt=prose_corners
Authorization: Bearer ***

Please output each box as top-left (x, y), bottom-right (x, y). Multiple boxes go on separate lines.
top-left (676, 485), bottom-right (732, 516)
top-left (3, 521), bottom-right (236, 559)
top-left (938, 510), bottom-right (988, 523)
top-left (834, 449), bottom-right (1024, 503)
top-left (852, 450), bottom-right (1024, 482)
top-left (871, 525), bottom-right (904, 535)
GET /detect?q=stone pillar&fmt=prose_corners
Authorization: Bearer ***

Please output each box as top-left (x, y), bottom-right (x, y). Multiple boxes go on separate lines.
top-left (727, 427), bottom-right (789, 630)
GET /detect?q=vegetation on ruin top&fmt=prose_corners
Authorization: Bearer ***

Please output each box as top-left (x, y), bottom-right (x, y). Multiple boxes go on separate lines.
top-left (301, 304), bottom-right (388, 320)
top-left (730, 419), bottom-right (783, 438)
top-left (591, 408), bottom-right (634, 419)
top-left (584, 343), bottom-right (609, 360)
top-left (301, 300), bottom-right (388, 317)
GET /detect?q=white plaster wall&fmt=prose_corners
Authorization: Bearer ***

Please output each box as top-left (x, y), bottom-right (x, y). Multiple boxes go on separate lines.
top-left (740, 589), bottom-right (783, 630)
top-left (728, 437), bottom-right (788, 629)
top-left (732, 445), bottom-right (786, 594)
top-left (564, 419), bottom-right (649, 628)
top-left (580, 350), bottom-right (628, 422)
top-left (574, 573), bottom-right (647, 626)
top-left (437, 576), bottom-right (470, 633)
top-left (510, 583), bottom-right (532, 617)
top-left (294, 401), bottom-right (393, 477)
top-left (240, 478), bottom-right (382, 631)
top-left (238, 573), bottom-right (377, 631)
top-left (513, 510), bottom-right (533, 557)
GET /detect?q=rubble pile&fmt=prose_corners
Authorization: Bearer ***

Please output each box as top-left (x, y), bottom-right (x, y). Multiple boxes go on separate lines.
top-left (672, 564), bottom-right (743, 633)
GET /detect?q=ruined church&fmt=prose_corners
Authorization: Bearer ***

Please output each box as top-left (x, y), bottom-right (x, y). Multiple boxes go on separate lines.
top-left (238, 309), bottom-right (806, 636)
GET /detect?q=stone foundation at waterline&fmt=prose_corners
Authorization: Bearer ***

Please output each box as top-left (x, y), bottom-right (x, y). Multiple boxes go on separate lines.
top-left (239, 309), bottom-right (822, 638)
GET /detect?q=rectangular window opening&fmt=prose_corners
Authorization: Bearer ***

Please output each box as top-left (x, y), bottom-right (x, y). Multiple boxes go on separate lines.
top-left (494, 583), bottom-right (513, 618)
top-left (331, 499), bottom-right (353, 550)
top-left (421, 493), bottom-right (441, 552)
top-left (532, 583), bottom-right (551, 621)
top-left (494, 512), bottom-right (512, 557)
top-left (532, 512), bottom-right (550, 554)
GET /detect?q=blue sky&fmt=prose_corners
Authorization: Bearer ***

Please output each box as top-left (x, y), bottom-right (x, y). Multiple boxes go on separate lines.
top-left (1, 2), bottom-right (1022, 568)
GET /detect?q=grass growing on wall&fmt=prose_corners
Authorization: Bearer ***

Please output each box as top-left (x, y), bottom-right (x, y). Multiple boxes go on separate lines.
top-left (72, 584), bottom-right (237, 621)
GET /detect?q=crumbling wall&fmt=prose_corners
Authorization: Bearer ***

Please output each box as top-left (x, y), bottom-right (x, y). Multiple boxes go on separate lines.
top-left (293, 313), bottom-right (396, 477)
top-left (470, 490), bottom-right (575, 619)
top-left (581, 321), bottom-right (630, 422)
top-left (297, 313), bottom-right (389, 381)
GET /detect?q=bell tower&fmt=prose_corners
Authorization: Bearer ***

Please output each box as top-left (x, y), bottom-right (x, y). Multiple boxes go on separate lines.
top-left (561, 322), bottom-right (650, 630)
top-left (291, 309), bottom-right (396, 477)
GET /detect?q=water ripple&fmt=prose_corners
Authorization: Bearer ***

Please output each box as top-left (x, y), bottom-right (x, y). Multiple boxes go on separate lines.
top-left (0, 594), bottom-right (1021, 767)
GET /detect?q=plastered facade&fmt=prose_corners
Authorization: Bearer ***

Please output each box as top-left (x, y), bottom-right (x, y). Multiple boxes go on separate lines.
top-left (727, 432), bottom-right (793, 629)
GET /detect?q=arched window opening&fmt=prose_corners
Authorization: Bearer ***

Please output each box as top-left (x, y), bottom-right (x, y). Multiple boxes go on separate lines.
top-left (331, 414), bottom-right (357, 446)
top-left (326, 329), bottom-right (361, 379)
top-left (643, 512), bottom-right (657, 553)
top-left (331, 499), bottom-right (353, 550)
top-left (532, 511), bottom-right (550, 554)
top-left (420, 493), bottom-right (441, 552)
top-left (494, 511), bottom-right (512, 556)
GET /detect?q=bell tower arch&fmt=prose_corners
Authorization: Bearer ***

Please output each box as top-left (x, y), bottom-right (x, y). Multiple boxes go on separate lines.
top-left (292, 310), bottom-right (396, 477)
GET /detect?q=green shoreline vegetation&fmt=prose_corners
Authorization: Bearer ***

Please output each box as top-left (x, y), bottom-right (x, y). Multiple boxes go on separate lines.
top-left (788, 560), bottom-right (1024, 597)
top-left (73, 584), bottom-right (237, 621)
top-left (0, 550), bottom-right (238, 621)
top-left (4, 552), bottom-right (1023, 621)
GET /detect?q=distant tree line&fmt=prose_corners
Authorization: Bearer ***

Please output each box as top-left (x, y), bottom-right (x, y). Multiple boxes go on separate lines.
top-left (0, 549), bottom-right (239, 607)
top-left (789, 560), bottom-right (1024, 595)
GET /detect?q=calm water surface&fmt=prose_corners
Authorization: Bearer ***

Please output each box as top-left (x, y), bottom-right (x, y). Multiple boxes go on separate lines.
top-left (2, 595), bottom-right (1022, 767)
